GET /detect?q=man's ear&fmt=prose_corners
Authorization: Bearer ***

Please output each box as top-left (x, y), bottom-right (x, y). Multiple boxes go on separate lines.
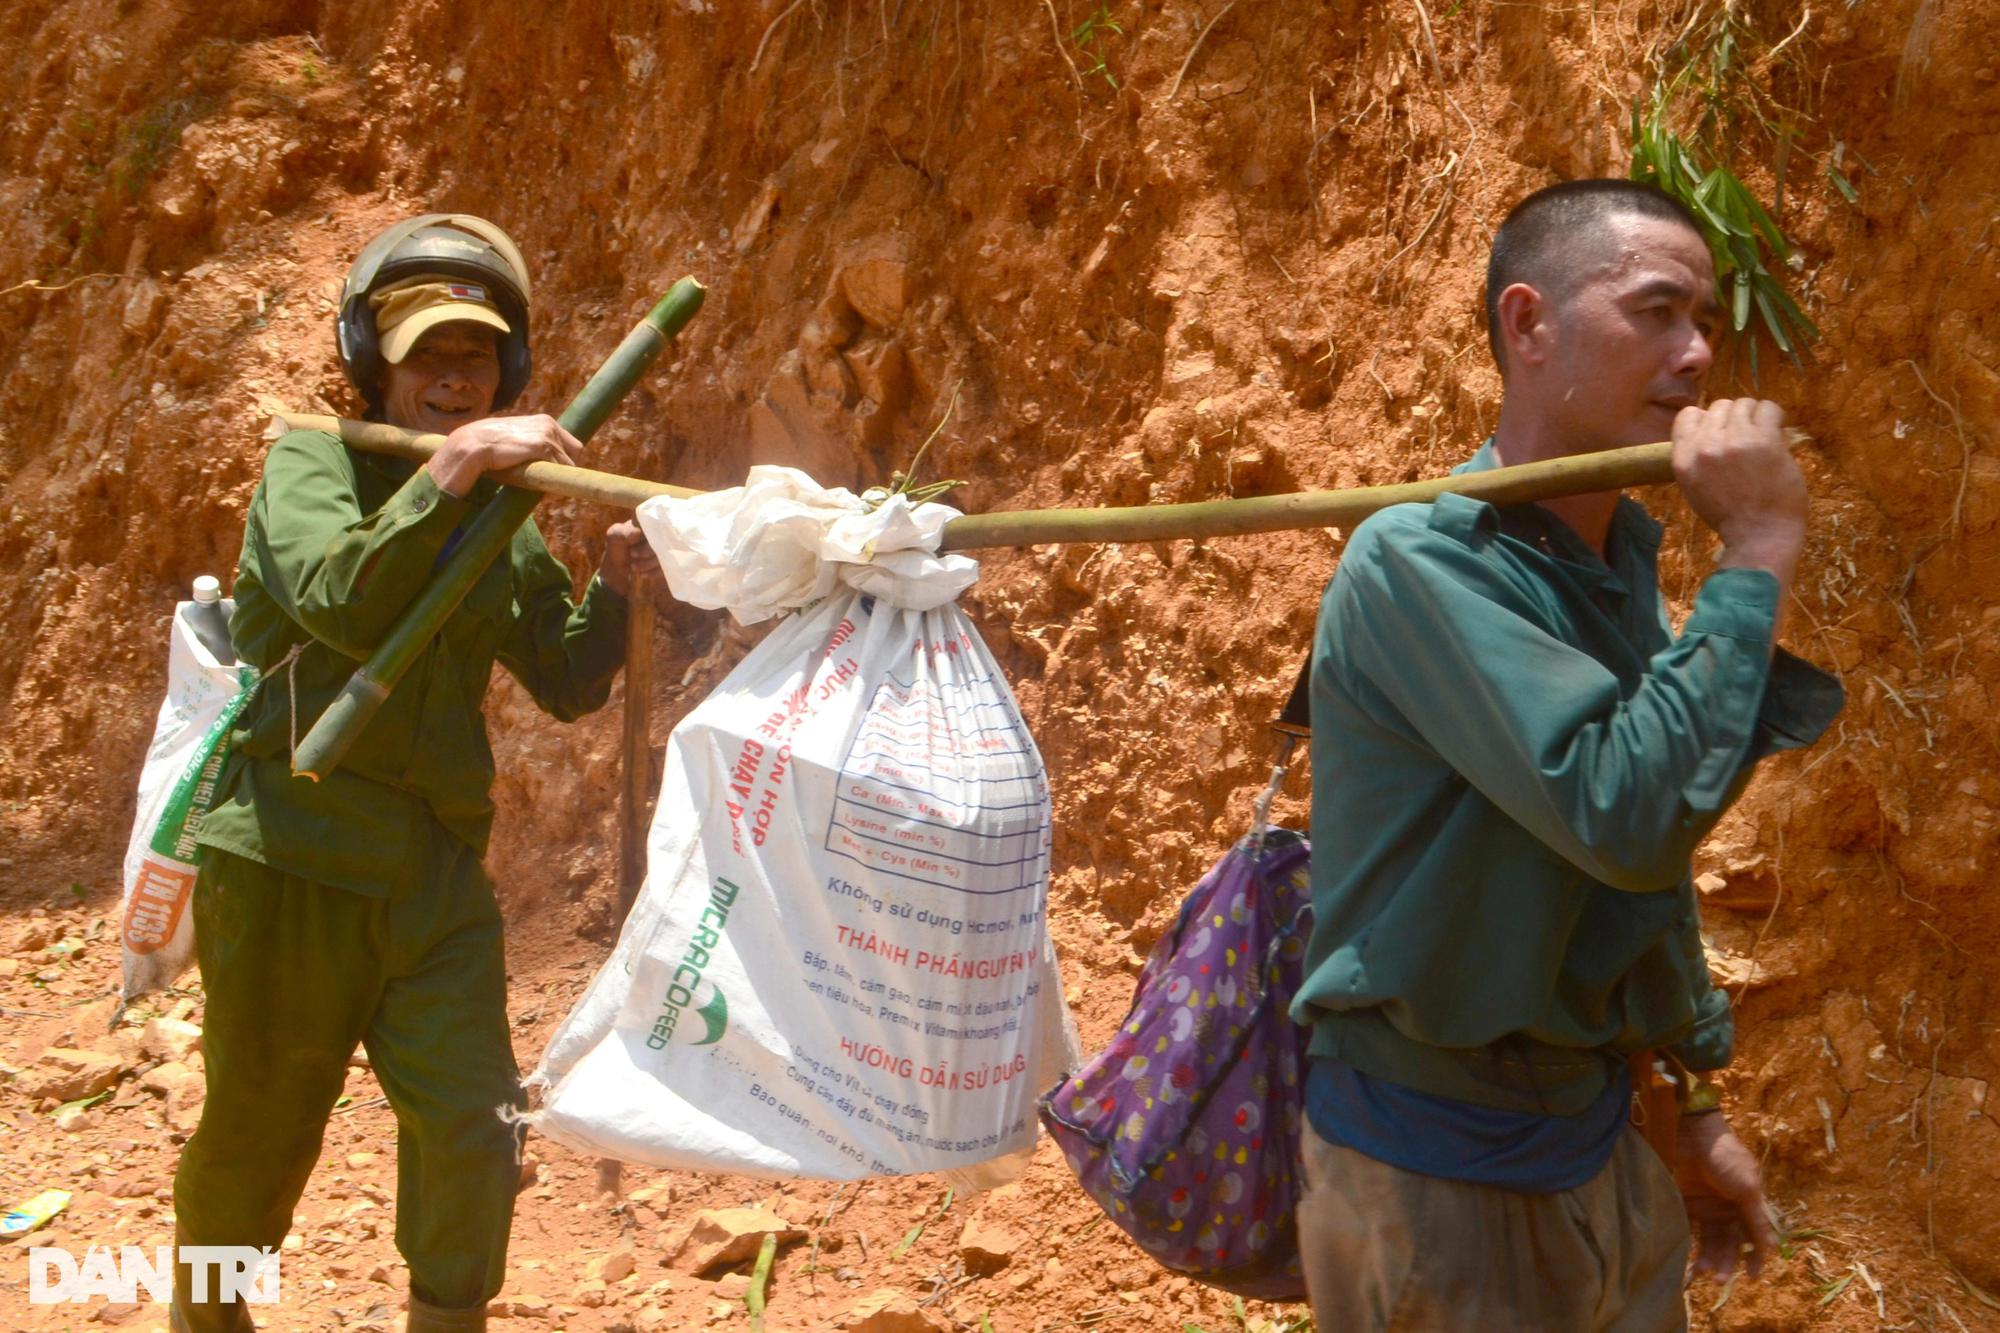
top-left (1495, 281), bottom-right (1551, 371)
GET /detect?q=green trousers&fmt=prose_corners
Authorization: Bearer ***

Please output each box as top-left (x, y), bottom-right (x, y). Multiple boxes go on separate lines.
top-left (172, 843), bottom-right (524, 1328)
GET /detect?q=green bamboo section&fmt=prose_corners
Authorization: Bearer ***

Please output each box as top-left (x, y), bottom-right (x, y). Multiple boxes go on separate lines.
top-left (934, 444), bottom-right (1676, 549)
top-left (289, 277), bottom-right (705, 782)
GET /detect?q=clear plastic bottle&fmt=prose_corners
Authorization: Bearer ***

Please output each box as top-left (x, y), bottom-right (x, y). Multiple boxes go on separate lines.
top-left (186, 575), bottom-right (237, 667)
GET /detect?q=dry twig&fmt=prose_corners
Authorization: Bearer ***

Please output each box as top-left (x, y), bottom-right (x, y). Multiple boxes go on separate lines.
top-left (1410, 0), bottom-right (1445, 82)
top-left (1374, 151), bottom-right (1461, 293)
top-left (1768, 6), bottom-right (1813, 62)
top-left (1896, 0), bottom-right (1942, 110)
top-left (1043, 0), bottom-right (1085, 92)
top-left (1732, 826), bottom-right (1784, 1006)
top-left (1902, 359), bottom-right (1974, 541)
top-left (1949, 1262), bottom-right (2000, 1312)
top-left (1167, 0), bottom-right (1238, 101)
top-left (751, 0), bottom-right (810, 74)
top-left (1, 273), bottom-right (120, 298)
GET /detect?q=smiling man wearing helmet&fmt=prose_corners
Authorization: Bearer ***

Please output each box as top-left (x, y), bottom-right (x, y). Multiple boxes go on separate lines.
top-left (170, 215), bottom-right (657, 1333)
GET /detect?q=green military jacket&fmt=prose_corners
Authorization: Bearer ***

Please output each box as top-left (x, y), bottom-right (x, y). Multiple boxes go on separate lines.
top-left (197, 428), bottom-right (628, 897)
top-left (1292, 442), bottom-right (1844, 1113)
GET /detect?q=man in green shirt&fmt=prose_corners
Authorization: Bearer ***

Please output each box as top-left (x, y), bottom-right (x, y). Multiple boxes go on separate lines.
top-left (1291, 181), bottom-right (1843, 1329)
top-left (173, 216), bottom-right (655, 1333)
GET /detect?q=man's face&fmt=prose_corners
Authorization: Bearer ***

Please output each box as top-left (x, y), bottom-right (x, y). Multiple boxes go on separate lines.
top-left (379, 323), bottom-right (501, 433)
top-left (1539, 213), bottom-right (1722, 450)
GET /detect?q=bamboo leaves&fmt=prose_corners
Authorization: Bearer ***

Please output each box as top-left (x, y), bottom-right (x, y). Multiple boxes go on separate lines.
top-left (1631, 91), bottom-right (1820, 370)
top-left (1629, 6), bottom-right (1832, 375)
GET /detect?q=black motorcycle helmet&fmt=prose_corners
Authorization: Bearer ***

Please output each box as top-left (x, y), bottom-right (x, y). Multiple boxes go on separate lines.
top-left (336, 213), bottom-right (533, 416)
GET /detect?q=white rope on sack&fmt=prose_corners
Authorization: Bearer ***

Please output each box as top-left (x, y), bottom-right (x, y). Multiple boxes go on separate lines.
top-left (272, 642), bottom-right (306, 769)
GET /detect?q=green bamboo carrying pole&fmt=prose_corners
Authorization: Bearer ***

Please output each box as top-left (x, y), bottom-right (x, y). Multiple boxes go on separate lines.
top-left (288, 277), bottom-right (706, 782)
top-left (265, 412), bottom-right (702, 507)
top-left (933, 446), bottom-right (1677, 549)
top-left (279, 413), bottom-right (1682, 550)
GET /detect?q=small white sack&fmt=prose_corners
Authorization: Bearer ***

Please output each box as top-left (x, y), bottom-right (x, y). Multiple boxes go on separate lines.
top-left (530, 477), bottom-right (1076, 1180)
top-left (118, 605), bottom-right (253, 1000)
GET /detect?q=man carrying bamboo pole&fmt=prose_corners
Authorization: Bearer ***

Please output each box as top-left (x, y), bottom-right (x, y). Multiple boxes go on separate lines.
top-left (1290, 180), bottom-right (1844, 1329)
top-left (170, 215), bottom-right (656, 1333)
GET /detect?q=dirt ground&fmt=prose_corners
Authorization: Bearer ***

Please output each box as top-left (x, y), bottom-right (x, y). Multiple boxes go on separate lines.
top-left (2, 0), bottom-right (1997, 1329)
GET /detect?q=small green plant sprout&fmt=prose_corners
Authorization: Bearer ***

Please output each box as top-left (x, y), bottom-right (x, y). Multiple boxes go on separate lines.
top-left (888, 1185), bottom-right (954, 1260)
top-left (1814, 1265), bottom-right (1856, 1307)
top-left (744, 1232), bottom-right (777, 1332)
top-left (870, 383), bottom-right (966, 508)
top-left (1072, 4), bottom-right (1125, 92)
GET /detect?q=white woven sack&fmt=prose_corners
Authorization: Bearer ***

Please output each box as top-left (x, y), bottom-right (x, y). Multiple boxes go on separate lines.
top-left (118, 605), bottom-right (252, 1000)
top-left (530, 472), bottom-right (1077, 1179)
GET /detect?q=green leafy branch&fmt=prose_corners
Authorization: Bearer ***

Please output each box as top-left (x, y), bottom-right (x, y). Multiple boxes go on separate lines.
top-left (1630, 93), bottom-right (1818, 371)
top-left (1630, 3), bottom-right (1840, 375)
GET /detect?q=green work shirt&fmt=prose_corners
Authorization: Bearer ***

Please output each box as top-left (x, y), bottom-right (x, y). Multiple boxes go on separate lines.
top-left (197, 428), bottom-right (629, 898)
top-left (1292, 442), bottom-right (1844, 1113)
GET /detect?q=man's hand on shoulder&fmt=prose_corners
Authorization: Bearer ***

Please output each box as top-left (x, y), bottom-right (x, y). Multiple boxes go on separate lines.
top-left (425, 414), bottom-right (582, 499)
top-left (1671, 398), bottom-right (1807, 606)
top-left (1675, 1110), bottom-right (1779, 1283)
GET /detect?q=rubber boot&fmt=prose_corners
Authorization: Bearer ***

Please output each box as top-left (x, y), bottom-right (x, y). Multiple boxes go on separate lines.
top-left (405, 1295), bottom-right (489, 1332)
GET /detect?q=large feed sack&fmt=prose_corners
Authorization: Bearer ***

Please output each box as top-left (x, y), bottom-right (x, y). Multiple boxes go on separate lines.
top-left (118, 601), bottom-right (253, 1000)
top-left (530, 469), bottom-right (1078, 1179)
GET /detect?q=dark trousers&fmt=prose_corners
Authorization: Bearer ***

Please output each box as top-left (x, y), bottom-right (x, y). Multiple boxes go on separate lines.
top-left (172, 843), bottom-right (524, 1329)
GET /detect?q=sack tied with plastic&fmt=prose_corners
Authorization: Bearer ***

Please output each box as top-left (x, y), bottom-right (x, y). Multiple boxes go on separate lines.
top-left (529, 467), bottom-right (1079, 1179)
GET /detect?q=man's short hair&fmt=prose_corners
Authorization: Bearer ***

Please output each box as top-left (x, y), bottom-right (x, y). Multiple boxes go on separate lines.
top-left (1484, 180), bottom-right (1708, 373)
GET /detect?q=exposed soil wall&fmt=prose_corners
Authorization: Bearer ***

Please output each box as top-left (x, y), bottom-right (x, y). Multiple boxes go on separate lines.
top-left (2, 0), bottom-right (1996, 1328)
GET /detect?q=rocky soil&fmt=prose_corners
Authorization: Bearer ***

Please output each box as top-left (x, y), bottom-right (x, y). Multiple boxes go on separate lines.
top-left (3, 0), bottom-right (1997, 1329)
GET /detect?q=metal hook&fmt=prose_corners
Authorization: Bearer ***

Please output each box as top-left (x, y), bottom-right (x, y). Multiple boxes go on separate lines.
top-left (1246, 728), bottom-right (1303, 858)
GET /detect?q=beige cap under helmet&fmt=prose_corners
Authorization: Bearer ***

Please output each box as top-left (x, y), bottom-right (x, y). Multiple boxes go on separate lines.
top-left (369, 277), bottom-right (512, 364)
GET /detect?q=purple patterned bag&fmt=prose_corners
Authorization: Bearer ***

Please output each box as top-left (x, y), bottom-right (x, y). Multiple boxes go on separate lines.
top-left (1039, 829), bottom-right (1313, 1299)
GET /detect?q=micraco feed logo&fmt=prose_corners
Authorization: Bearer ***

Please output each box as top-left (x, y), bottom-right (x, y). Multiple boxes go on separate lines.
top-left (647, 877), bottom-right (738, 1049)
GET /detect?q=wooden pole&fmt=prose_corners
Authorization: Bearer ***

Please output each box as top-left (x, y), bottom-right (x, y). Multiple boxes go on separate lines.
top-left (618, 573), bottom-right (656, 922)
top-left (285, 412), bottom-right (1690, 549)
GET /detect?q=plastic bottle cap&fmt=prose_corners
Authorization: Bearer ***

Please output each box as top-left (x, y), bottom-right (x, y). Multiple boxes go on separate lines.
top-left (192, 575), bottom-right (223, 604)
